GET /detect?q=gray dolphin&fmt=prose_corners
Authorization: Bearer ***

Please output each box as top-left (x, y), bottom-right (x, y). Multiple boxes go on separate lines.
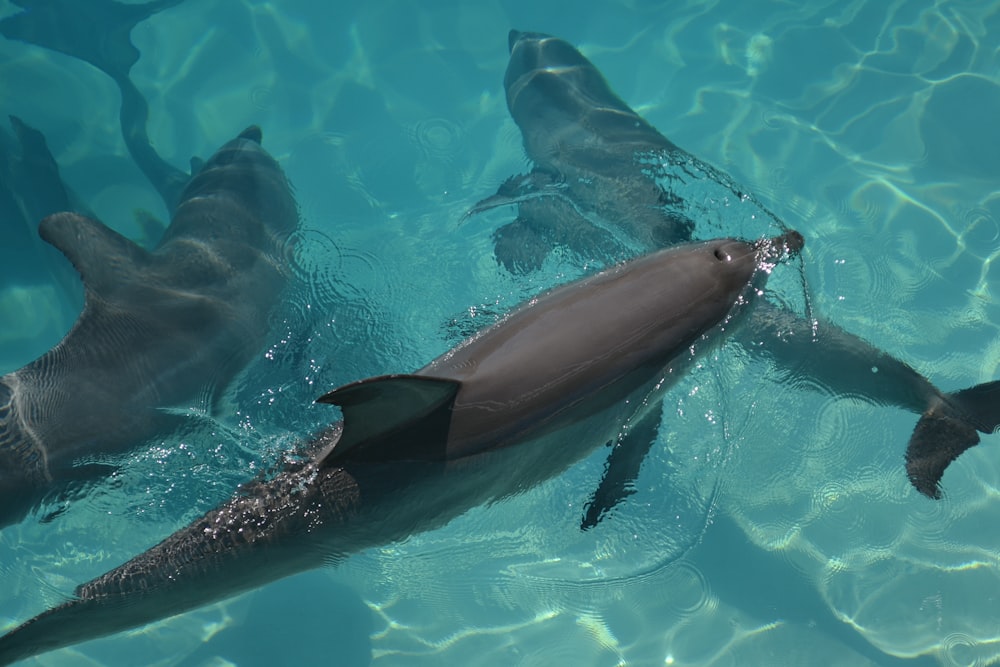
top-left (470, 30), bottom-right (1000, 503)
top-left (0, 231), bottom-right (802, 666)
top-left (0, 125), bottom-right (298, 529)
top-left (466, 30), bottom-right (732, 272)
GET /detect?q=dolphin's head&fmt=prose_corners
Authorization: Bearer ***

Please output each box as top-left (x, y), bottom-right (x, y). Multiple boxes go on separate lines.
top-left (504, 29), bottom-right (620, 115)
top-left (505, 31), bottom-right (593, 91)
top-left (684, 230), bottom-right (804, 328)
top-left (169, 126), bottom-right (298, 246)
top-left (710, 230), bottom-right (804, 272)
top-left (506, 30), bottom-right (583, 122)
top-left (715, 231), bottom-right (804, 331)
top-left (503, 30), bottom-right (664, 165)
top-left (703, 230), bottom-right (805, 290)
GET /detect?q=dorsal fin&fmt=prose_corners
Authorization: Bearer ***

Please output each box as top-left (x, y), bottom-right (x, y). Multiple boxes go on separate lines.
top-left (38, 212), bottom-right (149, 296)
top-left (316, 374), bottom-right (461, 466)
top-left (239, 125), bottom-right (262, 143)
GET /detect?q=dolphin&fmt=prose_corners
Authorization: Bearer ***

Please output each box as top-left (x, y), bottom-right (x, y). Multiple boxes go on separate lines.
top-left (0, 125), bottom-right (298, 529)
top-left (0, 231), bottom-right (802, 666)
top-left (0, 0), bottom-right (192, 212)
top-left (469, 30), bottom-right (1000, 503)
top-left (466, 30), bottom-right (734, 273)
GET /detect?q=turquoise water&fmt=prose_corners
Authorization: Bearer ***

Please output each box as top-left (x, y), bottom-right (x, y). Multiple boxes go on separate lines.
top-left (1, 0), bottom-right (1000, 665)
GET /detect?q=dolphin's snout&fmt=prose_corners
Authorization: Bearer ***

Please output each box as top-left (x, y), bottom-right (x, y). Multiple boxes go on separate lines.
top-left (776, 229), bottom-right (805, 255)
top-left (709, 230), bottom-right (803, 268)
top-left (754, 230), bottom-right (804, 262)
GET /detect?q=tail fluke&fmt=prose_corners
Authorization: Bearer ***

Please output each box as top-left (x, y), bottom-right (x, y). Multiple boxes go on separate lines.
top-left (906, 413), bottom-right (980, 499)
top-left (906, 380), bottom-right (1000, 498)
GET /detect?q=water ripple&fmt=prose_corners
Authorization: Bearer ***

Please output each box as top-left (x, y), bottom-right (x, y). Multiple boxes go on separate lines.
top-left (810, 480), bottom-right (850, 518)
top-left (791, 396), bottom-right (849, 465)
top-left (664, 560), bottom-right (711, 617)
top-left (761, 107), bottom-right (790, 130)
top-left (287, 227), bottom-right (345, 307)
top-left (411, 117), bottom-right (464, 161)
top-left (942, 632), bottom-right (982, 667)
top-left (839, 187), bottom-right (882, 227)
top-left (960, 207), bottom-right (1000, 251)
top-left (249, 85), bottom-right (274, 110)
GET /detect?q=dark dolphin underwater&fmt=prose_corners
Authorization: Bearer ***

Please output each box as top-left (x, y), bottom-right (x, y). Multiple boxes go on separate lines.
top-left (0, 126), bottom-right (298, 531)
top-left (0, 4), bottom-right (999, 666)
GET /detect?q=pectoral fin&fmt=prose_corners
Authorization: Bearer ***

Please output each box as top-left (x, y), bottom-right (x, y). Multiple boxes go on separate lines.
top-left (463, 169), bottom-right (561, 220)
top-left (581, 406), bottom-right (662, 530)
top-left (316, 375), bottom-right (461, 466)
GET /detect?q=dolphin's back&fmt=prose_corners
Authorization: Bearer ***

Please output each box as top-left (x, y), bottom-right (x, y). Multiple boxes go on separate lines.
top-left (427, 241), bottom-right (750, 455)
top-left (162, 126), bottom-right (297, 251)
top-left (319, 237), bottom-right (776, 465)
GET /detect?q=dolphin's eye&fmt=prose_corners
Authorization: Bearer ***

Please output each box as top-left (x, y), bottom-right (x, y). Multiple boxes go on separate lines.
top-left (714, 247), bottom-right (730, 262)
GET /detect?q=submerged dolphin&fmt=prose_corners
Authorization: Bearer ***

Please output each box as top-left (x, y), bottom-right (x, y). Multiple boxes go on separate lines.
top-left (470, 30), bottom-right (1000, 503)
top-left (0, 126), bottom-right (298, 529)
top-left (0, 0), bottom-right (192, 211)
top-left (0, 231), bottom-right (802, 665)
top-left (467, 30), bottom-right (724, 272)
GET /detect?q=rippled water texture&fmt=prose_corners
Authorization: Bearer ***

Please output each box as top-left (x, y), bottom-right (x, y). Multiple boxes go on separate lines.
top-left (2, 0), bottom-right (1000, 665)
